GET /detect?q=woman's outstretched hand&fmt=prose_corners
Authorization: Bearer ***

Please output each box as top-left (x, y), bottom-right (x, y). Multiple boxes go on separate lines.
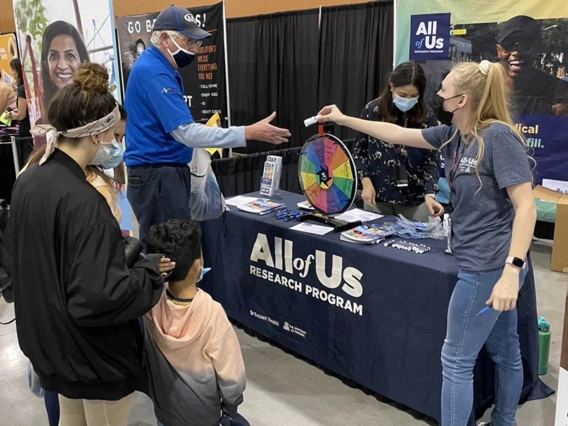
top-left (317, 104), bottom-right (346, 125)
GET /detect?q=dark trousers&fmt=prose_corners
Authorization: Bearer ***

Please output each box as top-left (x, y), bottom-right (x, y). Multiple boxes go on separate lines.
top-left (44, 390), bottom-right (60, 426)
top-left (220, 414), bottom-right (251, 426)
top-left (127, 164), bottom-right (191, 248)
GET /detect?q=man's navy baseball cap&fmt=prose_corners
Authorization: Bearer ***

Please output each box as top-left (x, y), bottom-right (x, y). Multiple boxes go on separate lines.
top-left (153, 5), bottom-right (211, 40)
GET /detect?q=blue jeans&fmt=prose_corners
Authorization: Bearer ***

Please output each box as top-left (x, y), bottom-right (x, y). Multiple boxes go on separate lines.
top-left (127, 165), bottom-right (191, 249)
top-left (441, 266), bottom-right (528, 426)
top-left (44, 390), bottom-right (60, 426)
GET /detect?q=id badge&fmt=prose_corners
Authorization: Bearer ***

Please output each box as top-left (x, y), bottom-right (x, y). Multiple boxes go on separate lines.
top-left (395, 163), bottom-right (408, 188)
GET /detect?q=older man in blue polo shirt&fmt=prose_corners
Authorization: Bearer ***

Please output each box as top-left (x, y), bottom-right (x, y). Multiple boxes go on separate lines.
top-left (125, 5), bottom-right (290, 246)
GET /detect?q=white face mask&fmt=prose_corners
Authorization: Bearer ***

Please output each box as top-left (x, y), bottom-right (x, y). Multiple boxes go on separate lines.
top-left (89, 141), bottom-right (113, 166)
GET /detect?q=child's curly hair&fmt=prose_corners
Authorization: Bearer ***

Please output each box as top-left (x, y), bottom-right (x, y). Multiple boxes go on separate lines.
top-left (147, 220), bottom-right (202, 282)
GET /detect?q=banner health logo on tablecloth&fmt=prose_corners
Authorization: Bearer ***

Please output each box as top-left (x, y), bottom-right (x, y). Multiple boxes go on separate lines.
top-left (249, 234), bottom-right (364, 317)
top-left (410, 13), bottom-right (451, 60)
top-left (249, 310), bottom-right (279, 327)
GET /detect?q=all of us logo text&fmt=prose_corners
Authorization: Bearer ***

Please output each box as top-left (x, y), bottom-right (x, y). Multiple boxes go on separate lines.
top-left (414, 20), bottom-right (444, 52)
top-left (249, 233), bottom-right (364, 316)
top-left (410, 13), bottom-right (450, 60)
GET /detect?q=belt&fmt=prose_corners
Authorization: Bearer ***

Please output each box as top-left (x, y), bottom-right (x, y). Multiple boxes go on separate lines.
top-left (128, 163), bottom-right (188, 169)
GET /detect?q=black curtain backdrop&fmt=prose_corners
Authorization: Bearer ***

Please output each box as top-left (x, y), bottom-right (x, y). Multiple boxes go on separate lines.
top-left (318, 1), bottom-right (394, 141)
top-left (0, 136), bottom-right (33, 204)
top-left (227, 10), bottom-right (320, 154)
top-left (0, 141), bottom-right (16, 204)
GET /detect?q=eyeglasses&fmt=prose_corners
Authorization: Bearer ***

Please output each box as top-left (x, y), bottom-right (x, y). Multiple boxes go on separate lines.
top-left (175, 34), bottom-right (203, 49)
top-left (501, 40), bottom-right (535, 54)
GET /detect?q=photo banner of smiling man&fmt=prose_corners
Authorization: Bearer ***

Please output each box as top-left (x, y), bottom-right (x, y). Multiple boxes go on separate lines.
top-left (12, 0), bottom-right (120, 135)
top-left (395, 0), bottom-right (568, 184)
top-left (116, 2), bottom-right (227, 126)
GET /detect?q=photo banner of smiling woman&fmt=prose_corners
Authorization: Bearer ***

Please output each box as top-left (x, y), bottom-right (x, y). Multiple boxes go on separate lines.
top-left (394, 0), bottom-right (568, 184)
top-left (11, 0), bottom-right (120, 143)
top-left (116, 2), bottom-right (228, 126)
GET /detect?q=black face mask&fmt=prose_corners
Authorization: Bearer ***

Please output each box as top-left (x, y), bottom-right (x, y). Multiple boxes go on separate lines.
top-left (434, 94), bottom-right (463, 126)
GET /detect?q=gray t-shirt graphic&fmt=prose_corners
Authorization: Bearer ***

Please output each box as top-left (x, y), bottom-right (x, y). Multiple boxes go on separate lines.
top-left (422, 122), bottom-right (532, 271)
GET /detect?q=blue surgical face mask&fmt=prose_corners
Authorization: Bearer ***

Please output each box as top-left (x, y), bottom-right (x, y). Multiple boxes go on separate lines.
top-left (89, 142), bottom-right (112, 166)
top-left (393, 94), bottom-right (419, 113)
top-left (197, 265), bottom-right (211, 283)
top-left (101, 139), bottom-right (124, 169)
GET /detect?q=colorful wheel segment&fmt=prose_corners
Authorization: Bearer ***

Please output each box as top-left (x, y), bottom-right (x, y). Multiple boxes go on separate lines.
top-left (298, 134), bottom-right (357, 214)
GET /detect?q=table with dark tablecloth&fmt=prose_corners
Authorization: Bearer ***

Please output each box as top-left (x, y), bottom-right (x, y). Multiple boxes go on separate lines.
top-left (200, 191), bottom-right (553, 424)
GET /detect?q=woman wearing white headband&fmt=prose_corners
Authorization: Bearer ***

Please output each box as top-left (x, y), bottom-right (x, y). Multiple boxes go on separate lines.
top-left (9, 63), bottom-right (175, 426)
top-left (317, 60), bottom-right (535, 426)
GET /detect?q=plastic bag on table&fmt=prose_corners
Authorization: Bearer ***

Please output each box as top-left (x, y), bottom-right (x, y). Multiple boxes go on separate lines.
top-left (393, 215), bottom-right (447, 240)
top-left (426, 216), bottom-right (448, 240)
top-left (188, 148), bottom-right (226, 221)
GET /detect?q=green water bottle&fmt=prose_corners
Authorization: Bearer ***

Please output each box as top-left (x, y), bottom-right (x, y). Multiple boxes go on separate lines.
top-left (538, 316), bottom-right (551, 376)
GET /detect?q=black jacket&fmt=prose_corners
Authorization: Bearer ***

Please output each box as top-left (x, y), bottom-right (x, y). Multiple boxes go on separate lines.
top-left (10, 149), bottom-right (164, 400)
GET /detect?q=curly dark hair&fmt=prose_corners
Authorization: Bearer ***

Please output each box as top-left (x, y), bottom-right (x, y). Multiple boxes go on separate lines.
top-left (147, 220), bottom-right (202, 282)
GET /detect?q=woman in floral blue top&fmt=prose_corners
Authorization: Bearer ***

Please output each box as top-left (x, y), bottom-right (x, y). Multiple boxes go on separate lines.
top-left (355, 61), bottom-right (443, 221)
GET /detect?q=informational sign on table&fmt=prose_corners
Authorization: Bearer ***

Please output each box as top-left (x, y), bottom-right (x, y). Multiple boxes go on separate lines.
top-left (116, 2), bottom-right (228, 125)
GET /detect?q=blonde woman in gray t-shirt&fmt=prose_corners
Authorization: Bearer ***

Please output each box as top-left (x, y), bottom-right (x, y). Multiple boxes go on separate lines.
top-left (316, 60), bottom-right (535, 426)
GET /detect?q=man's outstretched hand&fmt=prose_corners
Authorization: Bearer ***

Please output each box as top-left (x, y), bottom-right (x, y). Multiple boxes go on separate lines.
top-left (245, 112), bottom-right (291, 145)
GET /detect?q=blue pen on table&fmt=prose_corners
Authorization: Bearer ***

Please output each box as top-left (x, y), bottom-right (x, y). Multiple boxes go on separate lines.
top-left (477, 306), bottom-right (491, 316)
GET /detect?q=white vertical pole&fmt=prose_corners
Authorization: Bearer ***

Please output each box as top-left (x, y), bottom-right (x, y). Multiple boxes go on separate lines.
top-left (109, 0), bottom-right (123, 103)
top-left (393, 0), bottom-right (398, 69)
top-left (11, 136), bottom-right (20, 175)
top-left (222, 0), bottom-right (233, 157)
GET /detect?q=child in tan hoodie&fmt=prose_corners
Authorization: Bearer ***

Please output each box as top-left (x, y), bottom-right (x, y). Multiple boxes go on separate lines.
top-left (145, 219), bottom-right (246, 426)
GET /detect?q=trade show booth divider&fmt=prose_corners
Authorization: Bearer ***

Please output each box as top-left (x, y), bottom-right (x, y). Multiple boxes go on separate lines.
top-left (227, 1), bottom-right (393, 153)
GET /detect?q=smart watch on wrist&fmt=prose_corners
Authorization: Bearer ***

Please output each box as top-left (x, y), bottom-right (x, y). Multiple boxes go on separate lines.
top-left (506, 257), bottom-right (525, 270)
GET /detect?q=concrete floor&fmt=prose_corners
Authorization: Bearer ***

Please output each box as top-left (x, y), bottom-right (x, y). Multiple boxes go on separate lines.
top-left (0, 242), bottom-right (563, 426)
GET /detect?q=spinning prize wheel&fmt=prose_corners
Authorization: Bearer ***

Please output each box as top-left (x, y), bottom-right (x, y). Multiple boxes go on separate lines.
top-left (298, 134), bottom-right (357, 215)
